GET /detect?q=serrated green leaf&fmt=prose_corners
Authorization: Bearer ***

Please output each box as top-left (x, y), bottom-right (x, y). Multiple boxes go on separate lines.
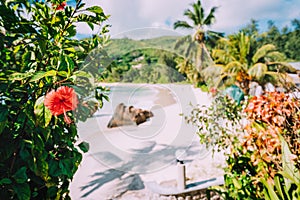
top-left (34, 96), bottom-right (52, 127)
top-left (59, 159), bottom-right (73, 178)
top-left (13, 167), bottom-right (27, 184)
top-left (78, 141), bottom-right (89, 153)
top-left (13, 183), bottom-right (30, 200)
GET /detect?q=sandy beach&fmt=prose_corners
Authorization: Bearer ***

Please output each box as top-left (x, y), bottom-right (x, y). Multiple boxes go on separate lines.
top-left (69, 84), bottom-right (226, 200)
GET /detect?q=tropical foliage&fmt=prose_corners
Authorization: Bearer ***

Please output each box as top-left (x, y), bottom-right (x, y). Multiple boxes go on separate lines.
top-left (173, 0), bottom-right (223, 86)
top-left (0, 0), bottom-right (110, 199)
top-left (203, 31), bottom-right (296, 94)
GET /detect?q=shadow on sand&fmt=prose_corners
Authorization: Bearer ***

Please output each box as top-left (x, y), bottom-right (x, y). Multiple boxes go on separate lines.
top-left (79, 141), bottom-right (200, 198)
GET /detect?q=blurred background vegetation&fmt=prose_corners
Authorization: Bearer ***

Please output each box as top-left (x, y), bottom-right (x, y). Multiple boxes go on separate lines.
top-left (97, 18), bottom-right (300, 85)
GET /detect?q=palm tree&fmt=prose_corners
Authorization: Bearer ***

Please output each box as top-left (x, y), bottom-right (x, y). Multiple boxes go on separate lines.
top-left (203, 31), bottom-right (296, 94)
top-left (173, 0), bottom-right (222, 83)
top-left (173, 0), bottom-right (221, 44)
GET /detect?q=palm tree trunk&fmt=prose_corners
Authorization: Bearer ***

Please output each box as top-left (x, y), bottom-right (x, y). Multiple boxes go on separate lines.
top-left (195, 43), bottom-right (214, 73)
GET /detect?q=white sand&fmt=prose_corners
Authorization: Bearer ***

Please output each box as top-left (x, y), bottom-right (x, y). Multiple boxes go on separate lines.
top-left (69, 84), bottom-right (225, 200)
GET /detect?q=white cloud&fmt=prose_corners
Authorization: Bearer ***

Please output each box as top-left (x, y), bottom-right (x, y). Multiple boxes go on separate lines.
top-left (76, 0), bottom-right (300, 37)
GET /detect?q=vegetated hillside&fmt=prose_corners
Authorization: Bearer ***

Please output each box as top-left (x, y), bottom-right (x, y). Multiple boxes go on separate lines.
top-left (105, 36), bottom-right (188, 58)
top-left (103, 36), bottom-right (189, 83)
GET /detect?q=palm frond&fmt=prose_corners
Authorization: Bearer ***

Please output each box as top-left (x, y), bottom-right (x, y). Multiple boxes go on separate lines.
top-left (206, 30), bottom-right (224, 38)
top-left (202, 64), bottom-right (223, 78)
top-left (263, 71), bottom-right (293, 87)
top-left (173, 20), bottom-right (193, 30)
top-left (267, 62), bottom-right (297, 73)
top-left (215, 73), bottom-right (235, 89)
top-left (248, 63), bottom-right (268, 80)
top-left (224, 61), bottom-right (244, 73)
top-left (252, 44), bottom-right (276, 63)
top-left (212, 49), bottom-right (236, 64)
top-left (264, 51), bottom-right (285, 62)
top-left (184, 9), bottom-right (197, 24)
top-left (203, 6), bottom-right (218, 26)
top-left (193, 0), bottom-right (204, 26)
top-left (237, 32), bottom-right (251, 63)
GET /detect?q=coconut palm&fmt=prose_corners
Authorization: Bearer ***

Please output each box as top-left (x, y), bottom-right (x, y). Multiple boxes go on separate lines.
top-left (173, 0), bottom-right (221, 45)
top-left (203, 31), bottom-right (296, 94)
top-left (173, 0), bottom-right (222, 83)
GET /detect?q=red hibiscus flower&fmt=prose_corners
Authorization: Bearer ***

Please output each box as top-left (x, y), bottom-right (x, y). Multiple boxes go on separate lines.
top-left (44, 86), bottom-right (79, 124)
top-left (53, 1), bottom-right (67, 11)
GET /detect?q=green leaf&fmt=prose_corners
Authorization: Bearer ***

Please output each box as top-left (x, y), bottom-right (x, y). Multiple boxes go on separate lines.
top-left (280, 134), bottom-right (300, 185)
top-left (261, 178), bottom-right (280, 200)
top-left (66, 25), bottom-right (76, 37)
top-left (34, 96), bottom-right (52, 127)
top-left (0, 105), bottom-right (8, 135)
top-left (13, 167), bottom-right (28, 184)
top-left (86, 6), bottom-right (103, 14)
top-left (0, 105), bottom-right (8, 122)
top-left (78, 141), bottom-right (89, 153)
top-left (0, 121), bottom-right (7, 135)
top-left (48, 160), bottom-right (61, 177)
top-left (9, 71), bottom-right (34, 81)
top-left (47, 186), bottom-right (58, 198)
top-left (59, 55), bottom-right (75, 75)
top-left (59, 159), bottom-right (74, 178)
top-left (274, 175), bottom-right (285, 199)
top-left (64, 47), bottom-right (76, 53)
top-left (29, 70), bottom-right (57, 82)
top-left (87, 21), bottom-right (94, 30)
top-left (0, 178), bottom-right (12, 185)
top-left (36, 160), bottom-right (48, 181)
top-left (13, 183), bottom-right (31, 200)
top-left (232, 178), bottom-right (242, 189)
top-left (57, 71), bottom-right (69, 77)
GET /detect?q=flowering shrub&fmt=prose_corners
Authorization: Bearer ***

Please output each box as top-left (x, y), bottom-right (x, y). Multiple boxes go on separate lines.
top-left (243, 92), bottom-right (300, 174)
top-left (187, 90), bottom-right (300, 199)
top-left (0, 0), bottom-right (111, 199)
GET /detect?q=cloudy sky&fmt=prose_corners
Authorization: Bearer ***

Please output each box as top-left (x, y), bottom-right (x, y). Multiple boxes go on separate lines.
top-left (76, 0), bottom-right (300, 39)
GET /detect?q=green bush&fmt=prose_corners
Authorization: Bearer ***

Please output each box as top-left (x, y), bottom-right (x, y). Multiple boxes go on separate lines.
top-left (0, 0), bottom-right (110, 199)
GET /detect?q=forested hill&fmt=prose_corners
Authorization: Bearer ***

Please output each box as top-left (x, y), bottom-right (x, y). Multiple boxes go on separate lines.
top-left (102, 36), bottom-right (188, 83)
top-left (105, 36), bottom-right (182, 58)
